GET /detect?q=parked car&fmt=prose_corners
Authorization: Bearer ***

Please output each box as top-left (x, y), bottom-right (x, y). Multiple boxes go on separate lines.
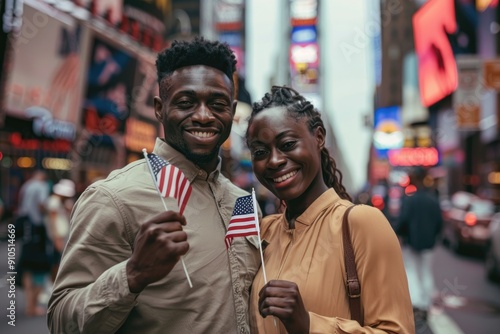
top-left (442, 191), bottom-right (496, 254)
top-left (486, 212), bottom-right (500, 282)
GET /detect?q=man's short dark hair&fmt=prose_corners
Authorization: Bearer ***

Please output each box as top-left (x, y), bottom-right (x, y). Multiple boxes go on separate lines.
top-left (156, 36), bottom-right (237, 85)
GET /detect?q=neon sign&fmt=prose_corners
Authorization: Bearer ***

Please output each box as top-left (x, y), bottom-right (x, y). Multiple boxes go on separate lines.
top-left (388, 147), bottom-right (439, 167)
top-left (26, 106), bottom-right (76, 141)
top-left (9, 133), bottom-right (71, 152)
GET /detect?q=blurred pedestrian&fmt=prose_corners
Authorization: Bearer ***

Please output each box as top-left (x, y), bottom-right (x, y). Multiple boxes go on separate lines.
top-left (396, 167), bottom-right (443, 322)
top-left (44, 179), bottom-right (75, 282)
top-left (16, 169), bottom-right (50, 316)
top-left (48, 37), bottom-right (260, 333)
top-left (246, 86), bottom-right (414, 333)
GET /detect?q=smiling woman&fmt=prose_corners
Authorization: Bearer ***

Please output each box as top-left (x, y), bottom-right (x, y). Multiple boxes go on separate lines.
top-left (246, 86), bottom-right (350, 211)
top-left (246, 86), bottom-right (415, 334)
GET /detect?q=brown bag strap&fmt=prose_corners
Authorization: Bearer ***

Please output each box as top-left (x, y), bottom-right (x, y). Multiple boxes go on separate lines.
top-left (342, 205), bottom-right (363, 326)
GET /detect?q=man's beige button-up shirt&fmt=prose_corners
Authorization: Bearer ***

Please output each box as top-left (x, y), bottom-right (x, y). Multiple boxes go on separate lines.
top-left (48, 138), bottom-right (260, 334)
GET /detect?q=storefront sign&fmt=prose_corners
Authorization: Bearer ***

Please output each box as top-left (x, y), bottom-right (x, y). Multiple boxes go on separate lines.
top-left (125, 118), bottom-right (156, 153)
top-left (484, 59), bottom-right (500, 91)
top-left (9, 132), bottom-right (71, 152)
top-left (27, 106), bottom-right (76, 141)
top-left (453, 56), bottom-right (482, 129)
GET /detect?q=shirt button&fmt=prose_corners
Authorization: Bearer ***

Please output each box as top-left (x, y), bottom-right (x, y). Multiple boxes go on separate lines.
top-left (198, 170), bottom-right (204, 176)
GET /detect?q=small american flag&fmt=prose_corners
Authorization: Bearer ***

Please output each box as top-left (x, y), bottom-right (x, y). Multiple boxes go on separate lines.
top-left (147, 153), bottom-right (192, 215)
top-left (225, 195), bottom-right (258, 249)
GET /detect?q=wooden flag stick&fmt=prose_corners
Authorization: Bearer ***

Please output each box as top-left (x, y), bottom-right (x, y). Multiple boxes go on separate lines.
top-left (252, 188), bottom-right (278, 331)
top-left (251, 188), bottom-right (268, 284)
top-left (142, 149), bottom-right (193, 288)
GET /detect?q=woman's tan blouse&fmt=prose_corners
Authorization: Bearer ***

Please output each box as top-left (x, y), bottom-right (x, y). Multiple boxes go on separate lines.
top-left (250, 189), bottom-right (415, 333)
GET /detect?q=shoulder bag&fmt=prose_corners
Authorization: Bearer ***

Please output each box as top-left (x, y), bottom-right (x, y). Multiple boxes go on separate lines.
top-left (342, 205), bottom-right (364, 326)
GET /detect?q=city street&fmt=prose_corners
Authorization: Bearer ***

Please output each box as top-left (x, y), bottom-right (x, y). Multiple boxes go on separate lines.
top-left (0, 0), bottom-right (499, 333)
top-left (0, 240), bottom-right (51, 334)
top-left (430, 246), bottom-right (500, 334)
top-left (1, 240), bottom-right (499, 333)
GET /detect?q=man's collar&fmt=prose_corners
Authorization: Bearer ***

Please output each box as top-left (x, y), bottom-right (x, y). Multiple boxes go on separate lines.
top-left (152, 138), bottom-right (221, 182)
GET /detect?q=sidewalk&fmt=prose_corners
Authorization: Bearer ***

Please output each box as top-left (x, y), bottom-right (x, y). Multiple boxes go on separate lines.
top-left (0, 240), bottom-right (50, 333)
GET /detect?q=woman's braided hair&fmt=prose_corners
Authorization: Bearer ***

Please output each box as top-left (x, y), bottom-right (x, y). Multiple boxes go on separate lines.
top-left (247, 85), bottom-right (351, 201)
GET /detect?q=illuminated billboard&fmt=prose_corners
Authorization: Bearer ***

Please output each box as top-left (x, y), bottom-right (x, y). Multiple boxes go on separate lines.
top-left (289, 42), bottom-right (319, 93)
top-left (290, 0), bottom-right (318, 26)
top-left (373, 106), bottom-right (404, 158)
top-left (4, 4), bottom-right (86, 126)
top-left (413, 0), bottom-right (458, 107)
top-left (291, 26), bottom-right (317, 44)
top-left (82, 36), bottom-right (138, 135)
top-left (215, 0), bottom-right (244, 31)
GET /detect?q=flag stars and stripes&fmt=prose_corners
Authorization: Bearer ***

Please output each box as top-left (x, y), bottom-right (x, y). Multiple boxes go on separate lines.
top-left (146, 153), bottom-right (192, 215)
top-left (225, 195), bottom-right (258, 249)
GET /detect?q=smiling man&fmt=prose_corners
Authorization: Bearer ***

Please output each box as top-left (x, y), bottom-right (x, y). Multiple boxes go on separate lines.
top-left (47, 37), bottom-right (260, 334)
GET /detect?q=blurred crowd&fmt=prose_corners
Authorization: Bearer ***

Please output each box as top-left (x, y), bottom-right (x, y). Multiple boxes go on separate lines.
top-left (8, 169), bottom-right (76, 317)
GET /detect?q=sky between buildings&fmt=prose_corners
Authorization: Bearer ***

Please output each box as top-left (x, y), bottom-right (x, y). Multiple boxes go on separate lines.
top-left (246, 0), bottom-right (374, 194)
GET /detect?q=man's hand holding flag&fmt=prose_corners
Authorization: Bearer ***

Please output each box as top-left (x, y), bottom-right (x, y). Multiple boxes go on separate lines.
top-left (142, 149), bottom-right (193, 288)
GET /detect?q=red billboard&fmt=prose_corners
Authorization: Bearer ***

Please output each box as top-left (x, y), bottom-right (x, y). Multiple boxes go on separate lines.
top-left (413, 0), bottom-right (458, 107)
